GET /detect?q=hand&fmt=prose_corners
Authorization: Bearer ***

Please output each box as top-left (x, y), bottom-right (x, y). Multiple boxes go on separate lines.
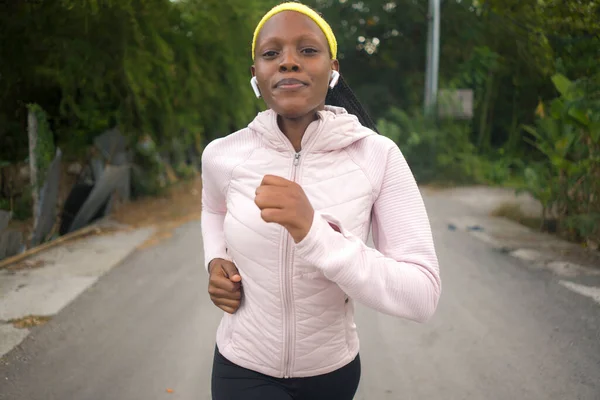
top-left (254, 175), bottom-right (314, 243)
top-left (208, 258), bottom-right (242, 314)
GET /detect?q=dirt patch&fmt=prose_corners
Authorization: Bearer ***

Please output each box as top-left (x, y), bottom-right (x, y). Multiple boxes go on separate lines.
top-left (111, 175), bottom-right (202, 249)
top-left (9, 315), bottom-right (52, 329)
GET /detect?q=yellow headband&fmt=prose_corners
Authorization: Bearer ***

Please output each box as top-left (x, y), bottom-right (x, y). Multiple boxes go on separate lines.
top-left (252, 2), bottom-right (338, 61)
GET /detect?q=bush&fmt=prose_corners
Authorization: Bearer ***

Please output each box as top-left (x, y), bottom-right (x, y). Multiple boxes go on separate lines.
top-left (519, 73), bottom-right (600, 246)
top-left (376, 108), bottom-right (522, 185)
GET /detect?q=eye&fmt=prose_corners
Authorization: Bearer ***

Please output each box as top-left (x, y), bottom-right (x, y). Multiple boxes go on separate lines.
top-left (262, 50), bottom-right (279, 58)
top-left (301, 48), bottom-right (319, 55)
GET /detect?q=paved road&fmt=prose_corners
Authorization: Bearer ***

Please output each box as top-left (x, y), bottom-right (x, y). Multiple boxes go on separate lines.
top-left (1, 193), bottom-right (599, 399)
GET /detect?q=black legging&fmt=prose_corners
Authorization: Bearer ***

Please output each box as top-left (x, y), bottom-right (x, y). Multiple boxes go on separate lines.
top-left (211, 346), bottom-right (361, 400)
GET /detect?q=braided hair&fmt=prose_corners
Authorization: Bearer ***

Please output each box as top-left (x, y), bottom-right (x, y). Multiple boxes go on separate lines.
top-left (326, 74), bottom-right (379, 133)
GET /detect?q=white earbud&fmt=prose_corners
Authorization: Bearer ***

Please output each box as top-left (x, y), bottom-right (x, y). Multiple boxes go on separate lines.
top-left (329, 70), bottom-right (340, 89)
top-left (250, 76), bottom-right (261, 98)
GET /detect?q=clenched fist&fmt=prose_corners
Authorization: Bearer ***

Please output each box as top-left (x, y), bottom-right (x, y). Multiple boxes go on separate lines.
top-left (254, 175), bottom-right (314, 243)
top-left (208, 258), bottom-right (242, 314)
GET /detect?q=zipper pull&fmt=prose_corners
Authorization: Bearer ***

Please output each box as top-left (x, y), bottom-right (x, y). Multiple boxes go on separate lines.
top-left (293, 153), bottom-right (301, 166)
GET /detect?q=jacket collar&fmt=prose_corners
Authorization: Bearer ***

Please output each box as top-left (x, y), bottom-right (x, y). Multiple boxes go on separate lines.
top-left (248, 105), bottom-right (376, 154)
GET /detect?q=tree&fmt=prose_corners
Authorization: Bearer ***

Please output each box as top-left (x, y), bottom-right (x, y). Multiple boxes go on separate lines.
top-left (0, 0), bottom-right (277, 164)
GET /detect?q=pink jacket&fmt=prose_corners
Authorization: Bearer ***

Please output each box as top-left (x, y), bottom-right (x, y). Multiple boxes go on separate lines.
top-left (201, 106), bottom-right (441, 378)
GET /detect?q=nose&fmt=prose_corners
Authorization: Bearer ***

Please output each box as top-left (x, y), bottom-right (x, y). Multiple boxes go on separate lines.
top-left (279, 50), bottom-right (300, 73)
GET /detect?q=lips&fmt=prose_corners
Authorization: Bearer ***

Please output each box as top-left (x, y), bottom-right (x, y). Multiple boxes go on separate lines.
top-left (275, 78), bottom-right (308, 89)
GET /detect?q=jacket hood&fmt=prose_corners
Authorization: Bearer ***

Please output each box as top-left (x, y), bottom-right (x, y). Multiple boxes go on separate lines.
top-left (248, 105), bottom-right (376, 154)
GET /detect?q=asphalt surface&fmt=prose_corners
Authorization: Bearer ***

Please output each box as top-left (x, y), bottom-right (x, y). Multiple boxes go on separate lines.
top-left (1, 193), bottom-right (599, 400)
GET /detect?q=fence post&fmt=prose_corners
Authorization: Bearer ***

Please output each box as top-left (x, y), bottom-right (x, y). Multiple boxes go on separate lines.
top-left (28, 108), bottom-right (39, 232)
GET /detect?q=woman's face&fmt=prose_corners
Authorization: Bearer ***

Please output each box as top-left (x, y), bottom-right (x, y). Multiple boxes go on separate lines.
top-left (252, 11), bottom-right (339, 119)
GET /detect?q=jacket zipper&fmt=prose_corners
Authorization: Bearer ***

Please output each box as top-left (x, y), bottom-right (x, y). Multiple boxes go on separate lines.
top-left (282, 151), bottom-right (301, 378)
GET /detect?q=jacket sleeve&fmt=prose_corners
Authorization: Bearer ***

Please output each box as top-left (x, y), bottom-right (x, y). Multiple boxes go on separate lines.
top-left (201, 143), bottom-right (233, 272)
top-left (293, 143), bottom-right (441, 322)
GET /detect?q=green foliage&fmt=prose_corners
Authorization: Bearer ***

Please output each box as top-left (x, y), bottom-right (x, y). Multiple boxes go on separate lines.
top-left (518, 73), bottom-right (600, 244)
top-left (0, 0), bottom-right (272, 164)
top-left (377, 108), bottom-right (522, 184)
top-left (174, 162), bottom-right (197, 181)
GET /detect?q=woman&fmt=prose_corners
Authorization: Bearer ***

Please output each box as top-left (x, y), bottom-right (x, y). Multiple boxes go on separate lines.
top-left (201, 2), bottom-right (441, 399)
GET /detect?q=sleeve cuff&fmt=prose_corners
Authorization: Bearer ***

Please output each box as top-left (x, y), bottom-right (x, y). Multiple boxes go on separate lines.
top-left (294, 212), bottom-right (327, 256)
top-left (294, 211), bottom-right (348, 262)
top-left (204, 252), bottom-right (233, 273)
